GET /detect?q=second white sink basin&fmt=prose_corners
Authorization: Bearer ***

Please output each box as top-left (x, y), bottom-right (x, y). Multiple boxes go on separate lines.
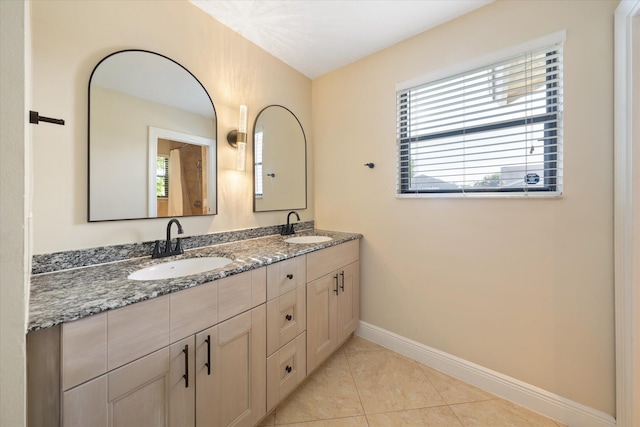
top-left (128, 257), bottom-right (233, 281)
top-left (284, 236), bottom-right (332, 244)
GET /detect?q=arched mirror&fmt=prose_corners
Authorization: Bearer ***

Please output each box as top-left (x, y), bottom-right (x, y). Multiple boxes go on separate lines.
top-left (253, 105), bottom-right (307, 212)
top-left (88, 50), bottom-right (217, 221)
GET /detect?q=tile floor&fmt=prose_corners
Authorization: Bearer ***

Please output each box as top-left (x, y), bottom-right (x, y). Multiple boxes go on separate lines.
top-left (259, 336), bottom-right (566, 427)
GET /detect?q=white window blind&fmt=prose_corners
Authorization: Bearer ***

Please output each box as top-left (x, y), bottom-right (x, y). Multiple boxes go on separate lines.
top-left (397, 43), bottom-right (563, 196)
top-left (254, 130), bottom-right (264, 198)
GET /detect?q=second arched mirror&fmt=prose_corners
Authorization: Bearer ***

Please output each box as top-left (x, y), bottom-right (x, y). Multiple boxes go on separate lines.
top-left (253, 105), bottom-right (307, 212)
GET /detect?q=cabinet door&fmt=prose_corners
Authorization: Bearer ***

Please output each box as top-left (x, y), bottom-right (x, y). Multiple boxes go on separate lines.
top-left (337, 261), bottom-right (360, 344)
top-left (216, 305), bottom-right (266, 427)
top-left (65, 347), bottom-right (168, 427)
top-left (195, 325), bottom-right (219, 427)
top-left (107, 338), bottom-right (194, 427)
top-left (306, 272), bottom-right (338, 373)
top-left (168, 336), bottom-right (196, 427)
top-left (63, 375), bottom-right (107, 427)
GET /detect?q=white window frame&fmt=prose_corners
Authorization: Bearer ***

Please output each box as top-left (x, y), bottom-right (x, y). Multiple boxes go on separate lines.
top-left (396, 31), bottom-right (566, 198)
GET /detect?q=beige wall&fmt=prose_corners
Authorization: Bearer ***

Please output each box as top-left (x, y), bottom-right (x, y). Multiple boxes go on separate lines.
top-left (0, 1), bottom-right (29, 425)
top-left (313, 0), bottom-right (617, 415)
top-left (30, 0), bottom-right (313, 254)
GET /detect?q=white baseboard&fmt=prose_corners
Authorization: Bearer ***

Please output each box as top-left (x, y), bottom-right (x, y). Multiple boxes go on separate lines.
top-left (357, 321), bottom-right (616, 427)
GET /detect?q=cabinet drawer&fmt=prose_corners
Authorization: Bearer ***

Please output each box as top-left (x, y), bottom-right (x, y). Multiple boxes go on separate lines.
top-left (306, 240), bottom-right (359, 282)
top-left (62, 312), bottom-right (107, 390)
top-left (107, 296), bottom-right (170, 371)
top-left (266, 332), bottom-right (306, 412)
top-left (266, 256), bottom-right (306, 301)
top-left (266, 287), bottom-right (306, 356)
top-left (170, 280), bottom-right (217, 343)
top-left (218, 267), bottom-right (266, 323)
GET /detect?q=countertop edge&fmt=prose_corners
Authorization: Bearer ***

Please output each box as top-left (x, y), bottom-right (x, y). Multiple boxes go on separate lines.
top-left (28, 230), bottom-right (362, 333)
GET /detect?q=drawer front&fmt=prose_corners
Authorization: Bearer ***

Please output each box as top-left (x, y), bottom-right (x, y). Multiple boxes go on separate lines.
top-left (266, 287), bottom-right (306, 356)
top-left (306, 240), bottom-right (359, 283)
top-left (219, 267), bottom-right (266, 323)
top-left (62, 312), bottom-right (107, 390)
top-left (169, 280), bottom-right (218, 343)
top-left (266, 332), bottom-right (306, 412)
top-left (107, 296), bottom-right (170, 371)
top-left (266, 256), bottom-right (306, 301)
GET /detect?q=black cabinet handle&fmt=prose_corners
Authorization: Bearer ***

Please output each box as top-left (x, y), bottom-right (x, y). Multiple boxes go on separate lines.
top-left (204, 335), bottom-right (211, 376)
top-left (285, 314), bottom-right (292, 321)
top-left (333, 274), bottom-right (339, 295)
top-left (340, 271), bottom-right (345, 292)
top-left (285, 365), bottom-right (292, 373)
top-left (182, 345), bottom-right (189, 388)
top-left (286, 274), bottom-right (293, 280)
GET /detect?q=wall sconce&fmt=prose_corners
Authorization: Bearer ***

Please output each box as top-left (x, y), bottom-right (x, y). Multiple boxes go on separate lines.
top-left (227, 105), bottom-right (248, 171)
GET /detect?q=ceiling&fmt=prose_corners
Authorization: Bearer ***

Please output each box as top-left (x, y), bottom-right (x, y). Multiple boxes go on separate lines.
top-left (190, 0), bottom-right (494, 79)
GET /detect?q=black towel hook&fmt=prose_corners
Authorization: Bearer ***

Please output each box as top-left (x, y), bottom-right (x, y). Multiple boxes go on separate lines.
top-left (29, 111), bottom-right (65, 126)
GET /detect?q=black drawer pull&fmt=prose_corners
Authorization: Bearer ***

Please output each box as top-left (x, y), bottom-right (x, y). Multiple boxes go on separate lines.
top-left (286, 274), bottom-right (294, 280)
top-left (204, 335), bottom-right (211, 376)
top-left (182, 345), bottom-right (189, 388)
top-left (285, 314), bottom-right (293, 321)
top-left (340, 271), bottom-right (345, 292)
top-left (285, 365), bottom-right (292, 373)
top-left (333, 274), bottom-right (339, 295)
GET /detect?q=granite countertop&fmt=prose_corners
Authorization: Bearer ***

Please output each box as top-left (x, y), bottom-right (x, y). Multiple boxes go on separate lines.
top-left (28, 229), bottom-right (361, 333)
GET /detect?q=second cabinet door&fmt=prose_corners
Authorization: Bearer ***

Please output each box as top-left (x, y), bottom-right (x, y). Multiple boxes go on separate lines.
top-left (306, 272), bottom-right (338, 372)
top-left (194, 306), bottom-right (266, 427)
top-left (337, 261), bottom-right (359, 344)
top-left (306, 261), bottom-right (360, 373)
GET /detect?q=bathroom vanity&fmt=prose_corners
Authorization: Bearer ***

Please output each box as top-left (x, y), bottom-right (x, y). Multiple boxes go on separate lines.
top-left (27, 230), bottom-right (360, 427)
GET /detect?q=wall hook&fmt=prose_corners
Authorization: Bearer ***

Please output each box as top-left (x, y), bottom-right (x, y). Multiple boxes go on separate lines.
top-left (364, 163), bottom-right (375, 169)
top-left (29, 111), bottom-right (65, 126)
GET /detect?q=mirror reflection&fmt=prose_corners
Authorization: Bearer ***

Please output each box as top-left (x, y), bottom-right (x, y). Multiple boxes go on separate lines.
top-left (88, 50), bottom-right (217, 221)
top-left (253, 105), bottom-right (307, 212)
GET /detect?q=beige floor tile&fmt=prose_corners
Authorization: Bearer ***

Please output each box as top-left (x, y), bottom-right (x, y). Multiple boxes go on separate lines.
top-left (276, 416), bottom-right (369, 427)
top-left (419, 364), bottom-right (495, 405)
top-left (367, 406), bottom-right (464, 427)
top-left (341, 335), bottom-right (386, 354)
top-left (450, 399), bottom-right (559, 427)
top-left (347, 349), bottom-right (445, 414)
top-left (274, 351), bottom-right (364, 424)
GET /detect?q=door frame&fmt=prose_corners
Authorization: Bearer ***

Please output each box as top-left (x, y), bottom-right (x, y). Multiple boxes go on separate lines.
top-left (614, 1), bottom-right (640, 426)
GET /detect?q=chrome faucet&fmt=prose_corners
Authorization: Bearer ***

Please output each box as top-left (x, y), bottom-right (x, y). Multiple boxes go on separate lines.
top-left (281, 211), bottom-right (300, 236)
top-left (152, 218), bottom-right (185, 258)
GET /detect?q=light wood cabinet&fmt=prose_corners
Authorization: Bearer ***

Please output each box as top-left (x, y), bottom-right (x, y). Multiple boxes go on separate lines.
top-left (62, 336), bottom-right (195, 427)
top-left (306, 241), bottom-right (360, 373)
top-left (29, 239), bottom-right (361, 427)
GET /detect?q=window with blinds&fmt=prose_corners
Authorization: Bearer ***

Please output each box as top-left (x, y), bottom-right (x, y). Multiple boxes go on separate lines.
top-left (254, 130), bottom-right (264, 198)
top-left (397, 43), bottom-right (563, 196)
top-left (156, 156), bottom-right (169, 197)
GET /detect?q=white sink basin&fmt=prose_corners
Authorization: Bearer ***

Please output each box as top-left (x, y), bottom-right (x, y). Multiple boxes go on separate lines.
top-left (128, 257), bottom-right (233, 281)
top-left (284, 236), bottom-right (332, 244)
